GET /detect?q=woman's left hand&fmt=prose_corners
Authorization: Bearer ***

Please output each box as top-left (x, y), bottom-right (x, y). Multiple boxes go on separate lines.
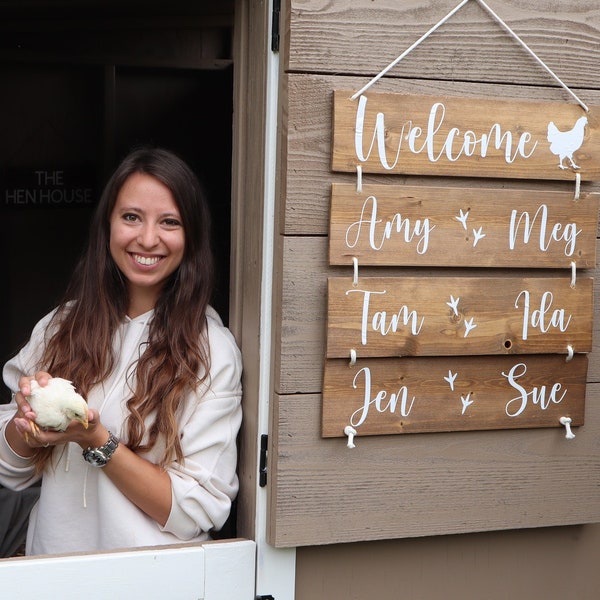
top-left (14, 407), bottom-right (108, 451)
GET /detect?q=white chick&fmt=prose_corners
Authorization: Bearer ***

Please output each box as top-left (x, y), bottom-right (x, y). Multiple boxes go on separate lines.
top-left (26, 377), bottom-right (89, 436)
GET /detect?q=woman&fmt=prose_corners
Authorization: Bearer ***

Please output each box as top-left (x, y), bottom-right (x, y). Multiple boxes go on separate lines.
top-left (0, 147), bottom-right (242, 555)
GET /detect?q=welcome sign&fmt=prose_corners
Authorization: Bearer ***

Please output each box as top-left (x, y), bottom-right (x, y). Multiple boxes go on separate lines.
top-left (332, 91), bottom-right (600, 180)
top-left (323, 91), bottom-right (598, 439)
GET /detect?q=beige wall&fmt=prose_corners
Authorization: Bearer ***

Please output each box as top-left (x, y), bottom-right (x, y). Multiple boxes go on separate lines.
top-left (296, 525), bottom-right (600, 599)
top-left (268, 0), bottom-right (600, 597)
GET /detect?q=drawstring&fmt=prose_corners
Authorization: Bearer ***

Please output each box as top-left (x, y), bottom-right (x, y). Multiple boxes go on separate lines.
top-left (64, 445), bottom-right (71, 472)
top-left (83, 462), bottom-right (89, 508)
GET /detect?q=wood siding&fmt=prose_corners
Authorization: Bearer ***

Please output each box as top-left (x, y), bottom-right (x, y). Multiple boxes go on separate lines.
top-left (269, 0), bottom-right (600, 556)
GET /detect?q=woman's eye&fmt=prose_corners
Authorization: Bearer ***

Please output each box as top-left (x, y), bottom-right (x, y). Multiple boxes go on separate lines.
top-left (163, 218), bottom-right (182, 227)
top-left (123, 213), bottom-right (139, 222)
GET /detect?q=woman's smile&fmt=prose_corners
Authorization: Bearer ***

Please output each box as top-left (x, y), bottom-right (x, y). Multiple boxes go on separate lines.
top-left (131, 253), bottom-right (163, 267)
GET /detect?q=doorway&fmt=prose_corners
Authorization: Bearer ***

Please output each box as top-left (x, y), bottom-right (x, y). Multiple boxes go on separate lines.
top-left (0, 1), bottom-right (236, 554)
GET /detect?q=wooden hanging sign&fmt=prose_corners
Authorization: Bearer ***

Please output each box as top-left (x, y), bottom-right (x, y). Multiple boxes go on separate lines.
top-left (329, 184), bottom-right (599, 268)
top-left (322, 354), bottom-right (587, 437)
top-left (327, 276), bottom-right (593, 358)
top-left (332, 91), bottom-right (600, 180)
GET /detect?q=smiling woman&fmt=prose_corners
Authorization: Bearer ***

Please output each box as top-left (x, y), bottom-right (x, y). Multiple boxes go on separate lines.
top-left (0, 147), bottom-right (243, 556)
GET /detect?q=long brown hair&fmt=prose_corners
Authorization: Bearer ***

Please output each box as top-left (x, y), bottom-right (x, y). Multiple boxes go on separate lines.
top-left (34, 147), bottom-right (214, 471)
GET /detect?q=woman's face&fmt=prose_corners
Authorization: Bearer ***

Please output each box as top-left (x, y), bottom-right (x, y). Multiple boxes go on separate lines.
top-left (109, 172), bottom-right (185, 314)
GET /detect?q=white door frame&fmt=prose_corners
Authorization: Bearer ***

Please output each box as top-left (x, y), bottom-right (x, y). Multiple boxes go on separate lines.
top-left (253, 1), bottom-right (297, 597)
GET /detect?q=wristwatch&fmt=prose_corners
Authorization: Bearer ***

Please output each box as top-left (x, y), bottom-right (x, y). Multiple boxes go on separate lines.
top-left (83, 431), bottom-right (120, 467)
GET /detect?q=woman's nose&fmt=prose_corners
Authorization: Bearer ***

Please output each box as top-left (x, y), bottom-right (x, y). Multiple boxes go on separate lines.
top-left (137, 225), bottom-right (159, 248)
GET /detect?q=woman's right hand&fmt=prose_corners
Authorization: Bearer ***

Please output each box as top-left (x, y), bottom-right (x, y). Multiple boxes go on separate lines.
top-left (10, 372), bottom-right (53, 452)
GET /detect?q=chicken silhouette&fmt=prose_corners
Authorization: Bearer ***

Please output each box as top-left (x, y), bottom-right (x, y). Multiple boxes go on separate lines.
top-left (547, 116), bottom-right (588, 170)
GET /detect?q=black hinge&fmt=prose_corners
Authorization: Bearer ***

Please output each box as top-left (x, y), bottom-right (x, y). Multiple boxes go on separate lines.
top-left (271, 0), bottom-right (281, 52)
top-left (257, 595), bottom-right (275, 600)
top-left (259, 434), bottom-right (268, 487)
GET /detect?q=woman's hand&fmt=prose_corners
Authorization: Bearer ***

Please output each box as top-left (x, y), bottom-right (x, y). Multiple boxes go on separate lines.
top-left (10, 372), bottom-right (53, 450)
top-left (10, 372), bottom-right (105, 451)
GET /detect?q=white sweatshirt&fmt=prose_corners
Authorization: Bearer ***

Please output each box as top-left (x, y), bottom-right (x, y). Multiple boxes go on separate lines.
top-left (0, 306), bottom-right (242, 556)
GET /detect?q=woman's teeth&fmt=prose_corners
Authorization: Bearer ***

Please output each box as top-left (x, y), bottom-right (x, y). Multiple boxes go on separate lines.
top-left (134, 255), bottom-right (160, 266)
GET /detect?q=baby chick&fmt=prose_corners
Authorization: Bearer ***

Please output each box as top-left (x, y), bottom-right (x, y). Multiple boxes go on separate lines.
top-left (26, 377), bottom-right (89, 438)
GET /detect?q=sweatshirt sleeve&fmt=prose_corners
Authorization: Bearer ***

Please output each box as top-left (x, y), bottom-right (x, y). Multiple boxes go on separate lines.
top-left (0, 312), bottom-right (54, 490)
top-left (161, 315), bottom-right (243, 540)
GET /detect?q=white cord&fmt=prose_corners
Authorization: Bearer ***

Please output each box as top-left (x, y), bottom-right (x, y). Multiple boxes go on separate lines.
top-left (356, 165), bottom-right (363, 192)
top-left (574, 172), bottom-right (581, 201)
top-left (566, 345), bottom-right (574, 362)
top-left (559, 416), bottom-right (575, 439)
top-left (351, 0), bottom-right (589, 112)
top-left (476, 0), bottom-right (589, 112)
top-left (351, 0), bottom-right (470, 100)
top-left (344, 425), bottom-right (357, 448)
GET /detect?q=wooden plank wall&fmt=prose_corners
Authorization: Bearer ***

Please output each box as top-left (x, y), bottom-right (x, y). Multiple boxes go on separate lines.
top-left (268, 0), bottom-right (600, 549)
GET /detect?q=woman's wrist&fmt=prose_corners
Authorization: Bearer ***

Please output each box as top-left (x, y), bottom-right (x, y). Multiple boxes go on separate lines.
top-left (4, 418), bottom-right (36, 458)
top-left (77, 426), bottom-right (111, 451)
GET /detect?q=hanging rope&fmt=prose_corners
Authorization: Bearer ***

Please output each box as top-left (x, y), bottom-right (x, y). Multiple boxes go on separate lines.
top-left (350, 0), bottom-right (469, 100)
top-left (574, 172), bottom-right (581, 201)
top-left (351, 0), bottom-right (589, 112)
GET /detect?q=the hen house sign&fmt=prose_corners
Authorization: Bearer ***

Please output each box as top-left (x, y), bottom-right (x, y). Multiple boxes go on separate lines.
top-left (332, 91), bottom-right (600, 180)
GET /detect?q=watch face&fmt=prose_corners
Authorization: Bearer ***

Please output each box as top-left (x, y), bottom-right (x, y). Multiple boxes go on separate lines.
top-left (82, 432), bottom-right (119, 467)
top-left (84, 448), bottom-right (108, 467)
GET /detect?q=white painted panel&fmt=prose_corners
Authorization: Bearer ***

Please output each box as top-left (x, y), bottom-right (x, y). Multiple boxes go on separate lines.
top-left (0, 540), bottom-right (255, 600)
top-left (204, 540), bottom-right (256, 599)
top-left (253, 1), bottom-right (297, 599)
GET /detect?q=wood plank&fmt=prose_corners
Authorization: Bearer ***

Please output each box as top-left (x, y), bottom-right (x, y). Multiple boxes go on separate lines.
top-left (286, 0), bottom-right (600, 88)
top-left (269, 385), bottom-right (600, 547)
top-left (332, 91), bottom-right (600, 181)
top-left (322, 355), bottom-right (587, 436)
top-left (327, 276), bottom-right (593, 357)
top-left (330, 184), bottom-right (599, 268)
top-left (274, 236), bottom-right (600, 394)
top-left (282, 74), bottom-right (600, 236)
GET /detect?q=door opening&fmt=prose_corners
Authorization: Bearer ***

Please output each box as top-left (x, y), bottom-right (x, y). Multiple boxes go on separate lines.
top-left (0, 3), bottom-right (235, 556)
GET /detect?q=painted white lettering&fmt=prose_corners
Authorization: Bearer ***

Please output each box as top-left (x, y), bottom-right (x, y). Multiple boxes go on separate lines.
top-left (345, 195), bottom-right (436, 254)
top-left (350, 366), bottom-right (416, 427)
top-left (509, 204), bottom-right (581, 257)
top-left (515, 290), bottom-right (572, 341)
top-left (354, 96), bottom-right (539, 169)
top-left (503, 363), bottom-right (568, 417)
top-left (346, 288), bottom-right (424, 345)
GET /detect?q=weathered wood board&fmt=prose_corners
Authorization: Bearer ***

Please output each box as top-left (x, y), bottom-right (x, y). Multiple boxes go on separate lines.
top-left (332, 91), bottom-right (600, 180)
top-left (287, 1), bottom-right (600, 88)
top-left (322, 355), bottom-right (587, 437)
top-left (329, 184), bottom-right (600, 268)
top-left (327, 276), bottom-right (593, 357)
